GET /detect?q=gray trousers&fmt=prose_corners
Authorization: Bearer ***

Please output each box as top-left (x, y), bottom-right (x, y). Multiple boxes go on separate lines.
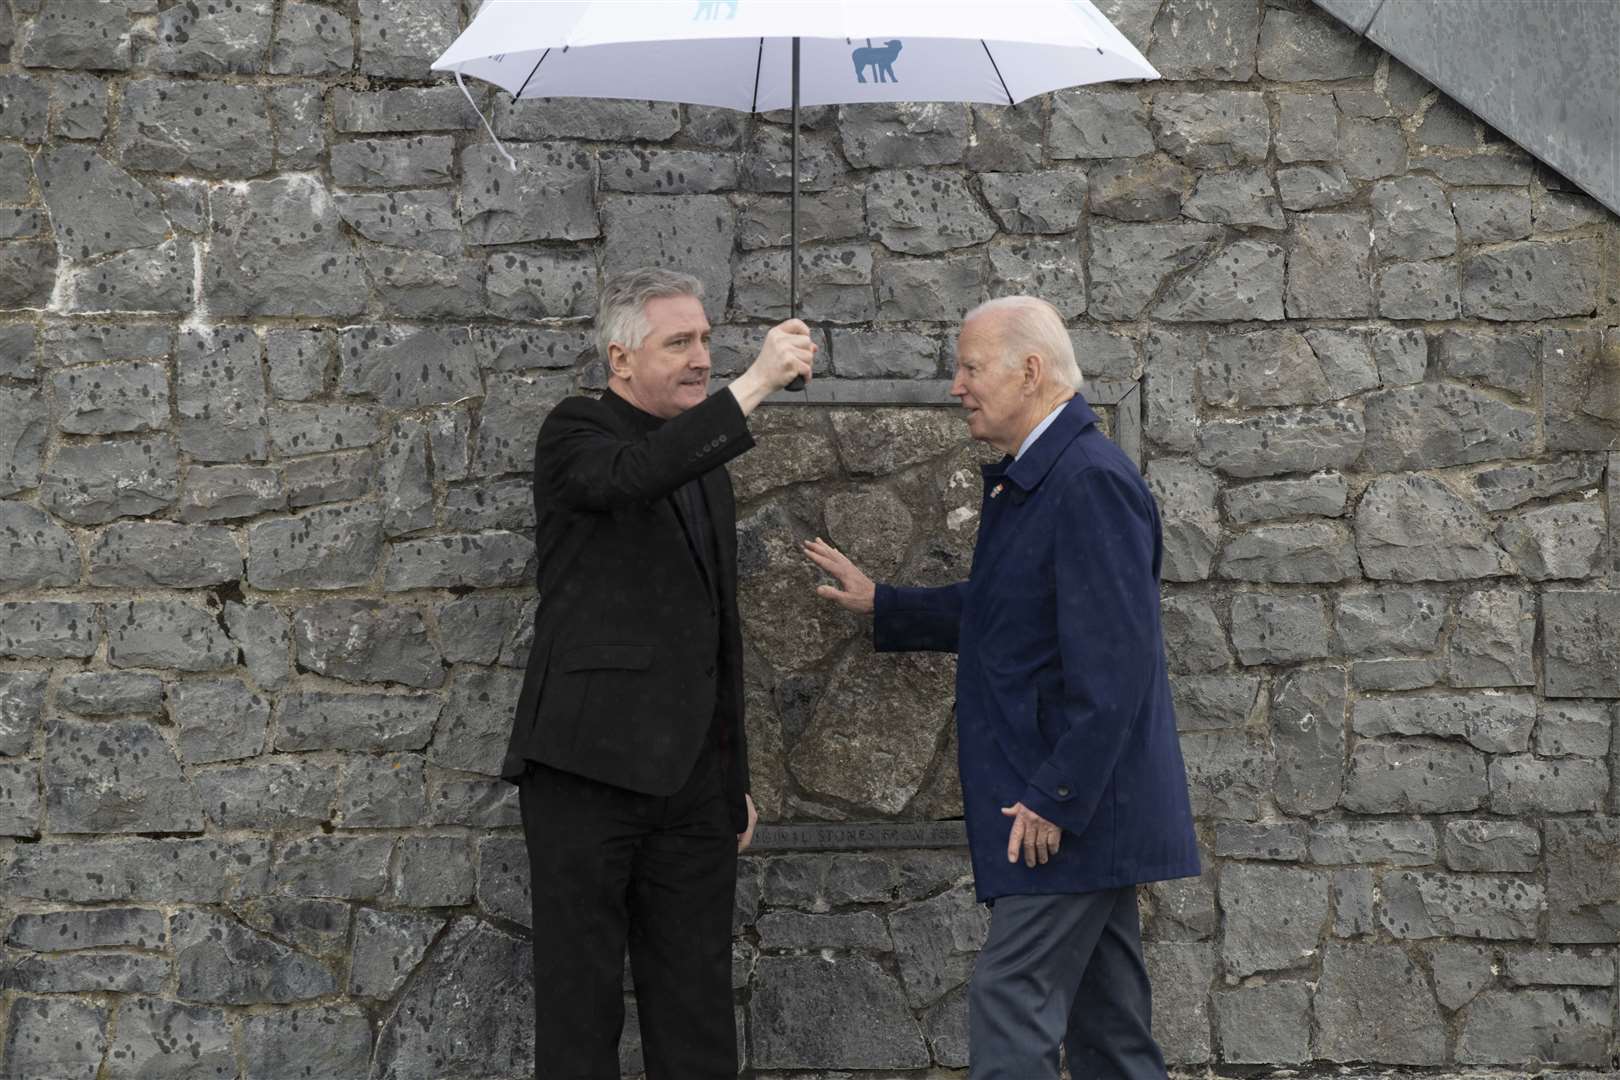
top-left (968, 886), bottom-right (1167, 1080)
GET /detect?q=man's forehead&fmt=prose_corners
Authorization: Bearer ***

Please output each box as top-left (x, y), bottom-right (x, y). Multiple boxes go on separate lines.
top-left (644, 294), bottom-right (710, 335)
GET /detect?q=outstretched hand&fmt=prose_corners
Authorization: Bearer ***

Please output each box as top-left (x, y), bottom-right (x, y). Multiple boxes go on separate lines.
top-left (1003, 803), bottom-right (1061, 867)
top-left (802, 537), bottom-right (876, 615)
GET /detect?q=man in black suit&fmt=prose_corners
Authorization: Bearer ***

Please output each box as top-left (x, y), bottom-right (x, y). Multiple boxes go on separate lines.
top-left (503, 267), bottom-right (816, 1079)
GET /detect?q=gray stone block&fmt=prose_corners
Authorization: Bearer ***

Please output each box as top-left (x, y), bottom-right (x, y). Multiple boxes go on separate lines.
top-left (268, 403), bottom-right (386, 457)
top-left (1147, 0), bottom-right (1258, 81)
top-left (284, 449), bottom-right (373, 508)
top-left (51, 361), bottom-right (168, 435)
top-left (0, 75), bottom-right (48, 144)
top-left (1272, 667), bottom-right (1347, 814)
top-left (0, 324), bottom-right (34, 379)
top-left (335, 189), bottom-right (462, 256)
top-left (1088, 221), bottom-right (1219, 321)
top-left (750, 954), bottom-right (930, 1069)
top-left (358, 0), bottom-right (455, 78)
top-left (89, 522), bottom-right (242, 588)
top-left (350, 908), bottom-right (444, 1000)
top-left (173, 908), bottom-right (336, 1005)
top-left (1224, 473), bottom-right (1348, 524)
top-left (1155, 240), bottom-right (1285, 322)
top-left (337, 324), bottom-right (481, 409)
top-left (292, 600), bottom-right (443, 689)
top-left (1340, 117), bottom-right (1409, 180)
top-left (193, 762), bottom-right (336, 829)
top-left (152, 0), bottom-right (272, 74)
top-left (1542, 328), bottom-right (1620, 455)
top-left (1220, 863), bottom-right (1329, 977)
top-left (1142, 329), bottom-right (1200, 454)
top-left (1277, 164), bottom-right (1356, 210)
top-left (1230, 593), bottom-right (1330, 665)
top-left (1215, 981), bottom-right (1311, 1064)
top-left (1456, 989), bottom-right (1612, 1066)
top-left (1546, 818), bottom-right (1620, 942)
top-left (1465, 238), bottom-right (1604, 321)
top-left (987, 239), bottom-right (1086, 318)
top-left (475, 834), bottom-right (530, 927)
top-left (1172, 674), bottom-right (1261, 732)
top-left (270, 835), bottom-right (393, 900)
top-left (1153, 92), bottom-right (1268, 168)
top-left (1490, 754), bottom-right (1609, 814)
top-left (1454, 187), bottom-right (1533, 244)
top-left (1536, 702), bottom-right (1613, 758)
top-left (64, 237), bottom-right (194, 314)
top-left (206, 177), bottom-right (369, 317)
top-left (866, 169), bottom-right (996, 256)
top-left (1287, 211), bottom-right (1374, 318)
top-left (496, 96), bottom-right (680, 142)
top-left (966, 98), bottom-right (1046, 171)
top-left (435, 595), bottom-right (522, 666)
top-left (0, 759), bottom-right (39, 836)
top-left (0, 670), bottom-right (51, 754)
top-left (1146, 459), bottom-right (1220, 582)
top-left (331, 136), bottom-right (455, 189)
top-left (1353, 692), bottom-right (1536, 753)
top-left (338, 753), bottom-right (425, 828)
top-left (426, 668), bottom-right (522, 776)
top-left (1342, 740), bottom-right (1488, 814)
top-left (1309, 821), bottom-right (1438, 866)
top-left (1313, 944), bottom-right (1445, 1064)
top-left (757, 911), bottom-right (893, 952)
top-left (1469, 455), bottom-right (1606, 513)
top-left (1, 997), bottom-right (107, 1080)
top-left (1274, 94), bottom-right (1339, 164)
top-left (1144, 942), bottom-right (1213, 1064)
top-left (247, 504), bottom-right (384, 591)
top-left (887, 882), bottom-right (988, 1009)
top-left (1371, 176), bottom-right (1458, 261)
top-left (0, 601), bottom-right (98, 660)
top-left (0, 499), bottom-right (77, 590)
top-left (7, 907), bottom-right (166, 951)
top-left (106, 600), bottom-right (236, 672)
top-left (1258, 5), bottom-right (1378, 81)
top-left (761, 853), bottom-right (898, 911)
top-left (1434, 328), bottom-right (1538, 398)
top-left (56, 672), bottom-right (163, 716)
top-left (1198, 405), bottom-right (1366, 481)
top-left (1334, 589), bottom-right (1444, 656)
top-left (461, 141), bottom-right (597, 246)
top-left (391, 835), bottom-right (476, 907)
top-left (1502, 948), bottom-right (1615, 987)
top-left (45, 717), bottom-right (204, 834)
top-left (473, 371), bottom-right (572, 476)
top-left (1213, 822), bottom-right (1309, 862)
top-left (1444, 821), bottom-right (1541, 873)
top-left (4, 836), bottom-right (271, 904)
top-left (1090, 156), bottom-right (1194, 222)
top-left (0, 385), bottom-right (47, 496)
top-left (274, 691), bottom-right (440, 753)
top-left (116, 80), bottom-right (271, 176)
top-left (272, 0), bottom-right (354, 75)
top-left (103, 998), bottom-right (234, 1080)
top-left (176, 464), bottom-right (284, 523)
top-left (1543, 592), bottom-right (1620, 698)
top-left (981, 170), bottom-right (1085, 234)
top-left (1447, 589), bottom-right (1537, 686)
top-left (1496, 502), bottom-right (1607, 582)
top-left (839, 102), bottom-right (968, 168)
top-left (36, 145), bottom-right (167, 259)
top-left (1146, 871), bottom-right (1217, 942)
top-left (1181, 732), bottom-right (1273, 819)
top-left (334, 86), bottom-right (481, 133)
top-left (0, 237), bottom-right (58, 309)
top-left (1380, 870), bottom-right (1543, 940)
top-left (1219, 522), bottom-right (1359, 584)
top-left (170, 677), bottom-right (270, 764)
top-left (1355, 474), bottom-right (1514, 582)
top-left (1182, 167), bottom-right (1283, 229)
top-left (1332, 867), bottom-right (1376, 937)
top-left (1376, 260), bottom-right (1462, 321)
top-left (1427, 941), bottom-right (1496, 1010)
top-left (1048, 88), bottom-right (1154, 159)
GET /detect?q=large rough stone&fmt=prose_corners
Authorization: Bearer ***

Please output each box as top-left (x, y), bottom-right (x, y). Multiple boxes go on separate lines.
top-left (1457, 989), bottom-right (1612, 1066)
top-left (1048, 89), bottom-right (1154, 158)
top-left (864, 169), bottom-right (995, 255)
top-left (838, 102), bottom-right (968, 168)
top-left (51, 361), bottom-right (168, 435)
top-left (1182, 166), bottom-right (1283, 229)
top-left (240, 1005), bottom-right (371, 1080)
top-left (1219, 522), bottom-right (1358, 583)
top-left (247, 504), bottom-right (384, 590)
top-left (173, 908), bottom-right (336, 1005)
top-left (1491, 754), bottom-right (1609, 814)
top-left (1144, 942), bottom-right (1214, 1064)
top-left (1147, 0), bottom-right (1258, 81)
top-left (106, 600), bottom-right (236, 672)
top-left (382, 532), bottom-right (535, 591)
top-left (1353, 692), bottom-right (1536, 753)
top-left (1545, 818), bottom-right (1620, 942)
top-left (1274, 94), bottom-right (1340, 164)
top-left (987, 239), bottom-right (1086, 317)
top-left (1224, 473), bottom-right (1348, 524)
top-left (1469, 454), bottom-right (1606, 513)
top-left (1173, 674), bottom-right (1260, 732)
top-left (274, 692), bottom-right (439, 753)
top-left (0, 238), bottom-right (58, 309)
top-left (1143, 329), bottom-right (1200, 453)
top-left (1090, 157), bottom-right (1194, 222)
top-left (56, 672), bottom-right (163, 717)
top-left (1313, 944), bottom-right (1446, 1064)
top-left (176, 465), bottom-right (284, 523)
top-left (21, 2), bottom-right (133, 68)
top-left (1434, 329), bottom-right (1540, 400)
top-left (45, 717), bottom-right (204, 834)
top-left (0, 385), bottom-right (47, 496)
top-left (1088, 222), bottom-right (1221, 320)
top-left (193, 762), bottom-right (336, 830)
top-left (331, 135), bottom-right (454, 189)
top-left (356, 0), bottom-right (455, 78)
top-left (1272, 667), bottom-right (1346, 815)
top-left (336, 324), bottom-right (480, 410)
top-left (206, 176), bottom-right (368, 316)
top-left (338, 753), bottom-right (425, 829)
top-left (152, 0), bottom-right (272, 74)
top-left (1152, 92), bottom-right (1268, 168)
top-left (1380, 871), bottom-right (1544, 941)
top-left (64, 238), bottom-right (194, 314)
top-left (88, 522), bottom-right (241, 588)
top-left (272, 0), bottom-right (354, 75)
top-left (460, 141), bottom-right (598, 246)
top-left (0, 601), bottom-right (98, 660)
top-left (1370, 175), bottom-right (1458, 261)
top-left (1, 998), bottom-right (107, 1080)
top-left (1495, 501), bottom-right (1606, 582)
top-left (1362, 383), bottom-right (1537, 472)
top-left (1160, 596), bottom-right (1232, 674)
top-left (1447, 590), bottom-right (1536, 686)
top-left (1155, 240), bottom-right (1285, 322)
top-left (1180, 732), bottom-right (1273, 819)
top-left (1220, 864), bottom-right (1329, 976)
top-left (349, 908), bottom-right (444, 1000)
top-left (1464, 239), bottom-right (1602, 320)
top-left (1309, 821), bottom-right (1438, 866)
top-left (4, 836), bottom-right (271, 904)
top-left (0, 500), bottom-right (77, 589)
top-left (1343, 740), bottom-right (1488, 814)
top-left (750, 955), bottom-right (930, 1070)
top-left (1277, 164), bottom-right (1356, 210)
top-left (36, 145), bottom-right (167, 258)
top-left (1257, 5), bottom-right (1377, 79)
top-left (1286, 212), bottom-right (1373, 318)
top-left (1334, 589), bottom-right (1444, 656)
top-left (1146, 459), bottom-right (1220, 582)
top-left (790, 646), bottom-right (954, 815)
top-left (981, 170), bottom-right (1085, 234)
top-left (1537, 701), bottom-right (1613, 758)
top-left (292, 600), bottom-right (444, 689)
top-left (1376, 260), bottom-right (1462, 321)
top-left (1355, 474), bottom-right (1515, 581)
top-left (0, 669), bottom-right (47, 756)
top-left (170, 678), bottom-right (271, 765)
top-left (100, 998), bottom-right (234, 1080)
top-left (1542, 329), bottom-right (1620, 454)
top-left (1445, 819), bottom-right (1541, 873)
top-left (1196, 406), bottom-right (1365, 479)
top-left (1230, 593), bottom-right (1329, 665)
top-left (116, 80), bottom-right (272, 176)
top-left (427, 668), bottom-right (522, 777)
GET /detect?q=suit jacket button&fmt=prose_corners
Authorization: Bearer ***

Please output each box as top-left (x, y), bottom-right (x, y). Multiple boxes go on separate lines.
top-left (1057, 785), bottom-right (1071, 798)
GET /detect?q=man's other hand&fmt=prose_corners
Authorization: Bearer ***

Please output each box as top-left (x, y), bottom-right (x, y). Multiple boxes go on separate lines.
top-left (802, 537), bottom-right (876, 614)
top-left (1002, 803), bottom-right (1061, 867)
top-left (737, 794), bottom-right (758, 853)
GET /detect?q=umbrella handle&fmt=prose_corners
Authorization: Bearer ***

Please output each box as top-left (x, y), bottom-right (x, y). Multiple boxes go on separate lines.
top-left (785, 36), bottom-right (806, 393)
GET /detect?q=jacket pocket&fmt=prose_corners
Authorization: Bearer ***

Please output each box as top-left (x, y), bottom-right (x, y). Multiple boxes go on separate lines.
top-left (561, 643), bottom-right (655, 672)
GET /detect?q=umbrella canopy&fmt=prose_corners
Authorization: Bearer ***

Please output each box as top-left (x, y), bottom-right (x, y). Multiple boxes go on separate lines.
top-left (434, 0), bottom-right (1157, 112)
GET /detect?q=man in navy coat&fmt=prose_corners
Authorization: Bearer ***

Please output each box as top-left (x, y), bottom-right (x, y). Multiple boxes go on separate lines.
top-left (805, 295), bottom-right (1199, 1080)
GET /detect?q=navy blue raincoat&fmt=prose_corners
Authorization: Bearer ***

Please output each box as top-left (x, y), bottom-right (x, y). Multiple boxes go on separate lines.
top-left (873, 397), bottom-right (1200, 901)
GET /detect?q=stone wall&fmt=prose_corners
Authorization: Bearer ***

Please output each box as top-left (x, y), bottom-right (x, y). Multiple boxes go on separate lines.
top-left (0, 0), bottom-right (1618, 1076)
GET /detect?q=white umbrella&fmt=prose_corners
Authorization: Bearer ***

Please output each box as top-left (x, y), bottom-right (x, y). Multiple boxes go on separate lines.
top-left (434, 0), bottom-right (1159, 385)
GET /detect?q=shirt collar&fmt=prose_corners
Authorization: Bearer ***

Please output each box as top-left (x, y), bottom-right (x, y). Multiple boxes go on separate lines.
top-left (1001, 396), bottom-right (1099, 495)
top-left (1015, 401), bottom-right (1070, 462)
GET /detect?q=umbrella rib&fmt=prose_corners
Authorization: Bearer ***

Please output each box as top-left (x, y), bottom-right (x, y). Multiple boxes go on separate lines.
top-left (980, 41), bottom-right (1015, 106)
top-left (750, 37), bottom-right (764, 113)
top-left (515, 48), bottom-right (552, 100)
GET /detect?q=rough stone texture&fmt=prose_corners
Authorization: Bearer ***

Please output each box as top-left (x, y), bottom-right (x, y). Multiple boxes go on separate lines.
top-left (1313, 944), bottom-right (1445, 1064)
top-left (1353, 692), bottom-right (1536, 753)
top-left (1355, 474), bottom-right (1515, 581)
top-left (1219, 864), bottom-right (1330, 976)
top-left (1343, 740), bottom-right (1489, 814)
top-left (1543, 592), bottom-right (1620, 698)
top-left (1380, 871), bottom-right (1544, 940)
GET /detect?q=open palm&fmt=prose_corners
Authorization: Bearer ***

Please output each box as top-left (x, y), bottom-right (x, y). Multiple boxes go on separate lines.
top-left (802, 537), bottom-right (876, 614)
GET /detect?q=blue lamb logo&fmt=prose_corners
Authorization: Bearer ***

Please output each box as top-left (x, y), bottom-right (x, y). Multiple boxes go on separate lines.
top-left (853, 39), bottom-right (902, 83)
top-left (693, 1), bottom-right (738, 19)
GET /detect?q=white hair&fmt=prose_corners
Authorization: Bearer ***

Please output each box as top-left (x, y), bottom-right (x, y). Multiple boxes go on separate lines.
top-left (596, 267), bottom-right (705, 360)
top-left (963, 295), bottom-right (1083, 390)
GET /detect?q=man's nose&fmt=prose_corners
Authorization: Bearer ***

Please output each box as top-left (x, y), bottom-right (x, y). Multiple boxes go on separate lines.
top-left (949, 372), bottom-right (967, 397)
top-left (692, 344), bottom-right (712, 371)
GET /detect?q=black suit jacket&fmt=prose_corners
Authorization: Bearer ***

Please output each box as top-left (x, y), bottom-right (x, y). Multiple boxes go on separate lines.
top-left (503, 387), bottom-right (756, 831)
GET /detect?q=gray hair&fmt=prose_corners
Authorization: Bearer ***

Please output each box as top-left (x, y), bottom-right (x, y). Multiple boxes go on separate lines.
top-left (963, 295), bottom-right (1084, 390)
top-left (596, 267), bottom-right (706, 361)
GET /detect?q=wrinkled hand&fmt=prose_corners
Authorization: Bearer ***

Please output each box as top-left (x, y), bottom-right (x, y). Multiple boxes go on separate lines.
top-left (802, 537), bottom-right (876, 615)
top-left (737, 794), bottom-right (758, 853)
top-left (1003, 803), bottom-right (1062, 867)
top-left (729, 320), bottom-right (817, 415)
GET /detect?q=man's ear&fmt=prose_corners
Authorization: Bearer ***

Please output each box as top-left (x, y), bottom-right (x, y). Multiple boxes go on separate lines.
top-left (607, 342), bottom-right (631, 381)
top-left (1022, 352), bottom-right (1043, 395)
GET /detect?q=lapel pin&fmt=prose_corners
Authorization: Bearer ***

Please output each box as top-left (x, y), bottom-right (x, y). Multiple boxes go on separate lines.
top-left (989, 482), bottom-right (1005, 500)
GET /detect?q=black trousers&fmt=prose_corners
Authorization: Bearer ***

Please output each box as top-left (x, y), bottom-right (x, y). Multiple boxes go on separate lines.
top-left (519, 751), bottom-right (738, 1080)
top-left (968, 887), bottom-right (1166, 1080)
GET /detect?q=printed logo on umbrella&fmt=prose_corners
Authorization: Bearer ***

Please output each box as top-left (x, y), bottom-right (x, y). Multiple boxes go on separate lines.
top-left (693, 1), bottom-right (738, 19)
top-left (853, 39), bottom-right (903, 83)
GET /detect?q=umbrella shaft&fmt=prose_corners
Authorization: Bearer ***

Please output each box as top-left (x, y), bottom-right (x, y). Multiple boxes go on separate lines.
top-left (790, 36), bottom-right (799, 322)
